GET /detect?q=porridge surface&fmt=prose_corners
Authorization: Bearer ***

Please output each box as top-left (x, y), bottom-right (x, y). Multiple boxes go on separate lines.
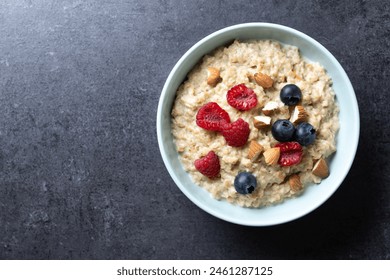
top-left (171, 39), bottom-right (339, 208)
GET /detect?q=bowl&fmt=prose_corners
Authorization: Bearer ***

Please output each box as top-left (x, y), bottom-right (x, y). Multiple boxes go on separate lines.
top-left (156, 23), bottom-right (359, 226)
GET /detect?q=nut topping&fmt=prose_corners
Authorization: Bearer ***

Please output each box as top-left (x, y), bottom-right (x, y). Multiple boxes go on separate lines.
top-left (254, 72), bottom-right (274, 89)
top-left (312, 158), bottom-right (329, 178)
top-left (263, 147), bottom-right (280, 165)
top-left (253, 115), bottom-right (271, 130)
top-left (207, 67), bottom-right (222, 87)
top-left (262, 101), bottom-right (280, 116)
top-left (290, 105), bottom-right (308, 125)
top-left (288, 174), bottom-right (303, 192)
top-left (248, 140), bottom-right (264, 162)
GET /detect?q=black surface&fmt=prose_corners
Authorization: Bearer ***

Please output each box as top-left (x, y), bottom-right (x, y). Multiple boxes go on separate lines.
top-left (0, 0), bottom-right (389, 260)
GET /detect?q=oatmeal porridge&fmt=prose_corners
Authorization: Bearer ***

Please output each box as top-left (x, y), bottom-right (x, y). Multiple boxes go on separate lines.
top-left (171, 39), bottom-right (339, 208)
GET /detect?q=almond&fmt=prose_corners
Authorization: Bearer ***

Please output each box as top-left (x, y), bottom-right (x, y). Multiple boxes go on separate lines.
top-left (248, 140), bottom-right (264, 162)
top-left (288, 174), bottom-right (303, 192)
top-left (253, 115), bottom-right (271, 130)
top-left (262, 101), bottom-right (280, 116)
top-left (290, 105), bottom-right (308, 125)
top-left (254, 72), bottom-right (274, 89)
top-left (312, 158), bottom-right (329, 178)
top-left (207, 67), bottom-right (222, 87)
top-left (263, 147), bottom-right (280, 165)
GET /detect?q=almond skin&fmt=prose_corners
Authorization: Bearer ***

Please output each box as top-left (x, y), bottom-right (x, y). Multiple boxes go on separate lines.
top-left (248, 140), bottom-right (264, 162)
top-left (207, 67), bottom-right (222, 87)
top-left (253, 115), bottom-right (271, 130)
top-left (290, 105), bottom-right (308, 125)
top-left (312, 158), bottom-right (329, 178)
top-left (288, 174), bottom-right (303, 192)
top-left (263, 147), bottom-right (280, 165)
top-left (254, 72), bottom-right (274, 89)
top-left (262, 101), bottom-right (280, 116)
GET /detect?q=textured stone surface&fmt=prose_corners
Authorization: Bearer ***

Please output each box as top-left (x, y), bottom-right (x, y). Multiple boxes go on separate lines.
top-left (0, 0), bottom-right (389, 259)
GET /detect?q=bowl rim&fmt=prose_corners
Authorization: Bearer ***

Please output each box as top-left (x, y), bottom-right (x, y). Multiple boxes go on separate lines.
top-left (156, 22), bottom-right (360, 226)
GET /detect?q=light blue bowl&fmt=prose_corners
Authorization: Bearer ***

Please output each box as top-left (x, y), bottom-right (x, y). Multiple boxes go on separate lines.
top-left (157, 23), bottom-right (359, 226)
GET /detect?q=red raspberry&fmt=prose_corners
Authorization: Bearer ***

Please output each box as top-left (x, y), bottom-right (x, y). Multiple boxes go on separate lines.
top-left (221, 118), bottom-right (250, 147)
top-left (194, 151), bottom-right (220, 178)
top-left (196, 102), bottom-right (231, 131)
top-left (275, 141), bottom-right (303, 166)
top-left (226, 84), bottom-right (258, 111)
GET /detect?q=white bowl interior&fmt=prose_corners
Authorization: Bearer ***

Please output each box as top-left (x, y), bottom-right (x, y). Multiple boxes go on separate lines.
top-left (157, 23), bottom-right (359, 226)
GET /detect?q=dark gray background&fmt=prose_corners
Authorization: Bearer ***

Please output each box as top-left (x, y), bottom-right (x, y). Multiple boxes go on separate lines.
top-left (0, 0), bottom-right (389, 259)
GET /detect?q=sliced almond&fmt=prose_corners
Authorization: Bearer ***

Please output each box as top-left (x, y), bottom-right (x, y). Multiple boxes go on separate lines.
top-left (253, 115), bottom-right (271, 130)
top-left (262, 101), bottom-right (280, 116)
top-left (290, 105), bottom-right (308, 125)
top-left (254, 72), bottom-right (274, 89)
top-left (312, 158), bottom-right (329, 178)
top-left (288, 174), bottom-right (303, 192)
top-left (207, 67), bottom-right (222, 87)
top-left (263, 147), bottom-right (280, 165)
top-left (248, 140), bottom-right (264, 162)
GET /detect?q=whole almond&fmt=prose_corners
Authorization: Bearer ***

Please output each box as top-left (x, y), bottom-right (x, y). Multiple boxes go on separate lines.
top-left (263, 147), bottom-right (280, 165)
top-left (312, 158), bottom-right (329, 178)
top-left (248, 140), bottom-right (264, 162)
top-left (207, 67), bottom-right (222, 87)
top-left (254, 72), bottom-right (274, 89)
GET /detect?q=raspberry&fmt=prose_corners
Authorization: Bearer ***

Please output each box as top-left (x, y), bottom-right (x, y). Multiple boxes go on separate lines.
top-left (221, 118), bottom-right (250, 147)
top-left (226, 84), bottom-right (258, 111)
top-left (194, 151), bottom-right (220, 178)
top-left (196, 102), bottom-right (230, 131)
top-left (275, 141), bottom-right (303, 166)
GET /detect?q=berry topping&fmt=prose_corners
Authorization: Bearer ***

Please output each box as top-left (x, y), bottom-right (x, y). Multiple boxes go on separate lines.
top-left (234, 172), bottom-right (257, 194)
top-left (221, 118), bottom-right (250, 147)
top-left (194, 151), bottom-right (220, 178)
top-left (196, 102), bottom-right (230, 131)
top-left (275, 141), bottom-right (303, 167)
top-left (280, 84), bottom-right (302, 106)
top-left (227, 84), bottom-right (258, 111)
top-left (294, 122), bottom-right (316, 146)
top-left (271, 119), bottom-right (295, 142)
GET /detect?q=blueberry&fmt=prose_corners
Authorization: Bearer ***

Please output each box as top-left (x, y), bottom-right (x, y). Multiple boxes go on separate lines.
top-left (294, 122), bottom-right (316, 146)
top-left (234, 172), bottom-right (257, 194)
top-left (271, 119), bottom-right (295, 142)
top-left (280, 84), bottom-right (302, 106)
